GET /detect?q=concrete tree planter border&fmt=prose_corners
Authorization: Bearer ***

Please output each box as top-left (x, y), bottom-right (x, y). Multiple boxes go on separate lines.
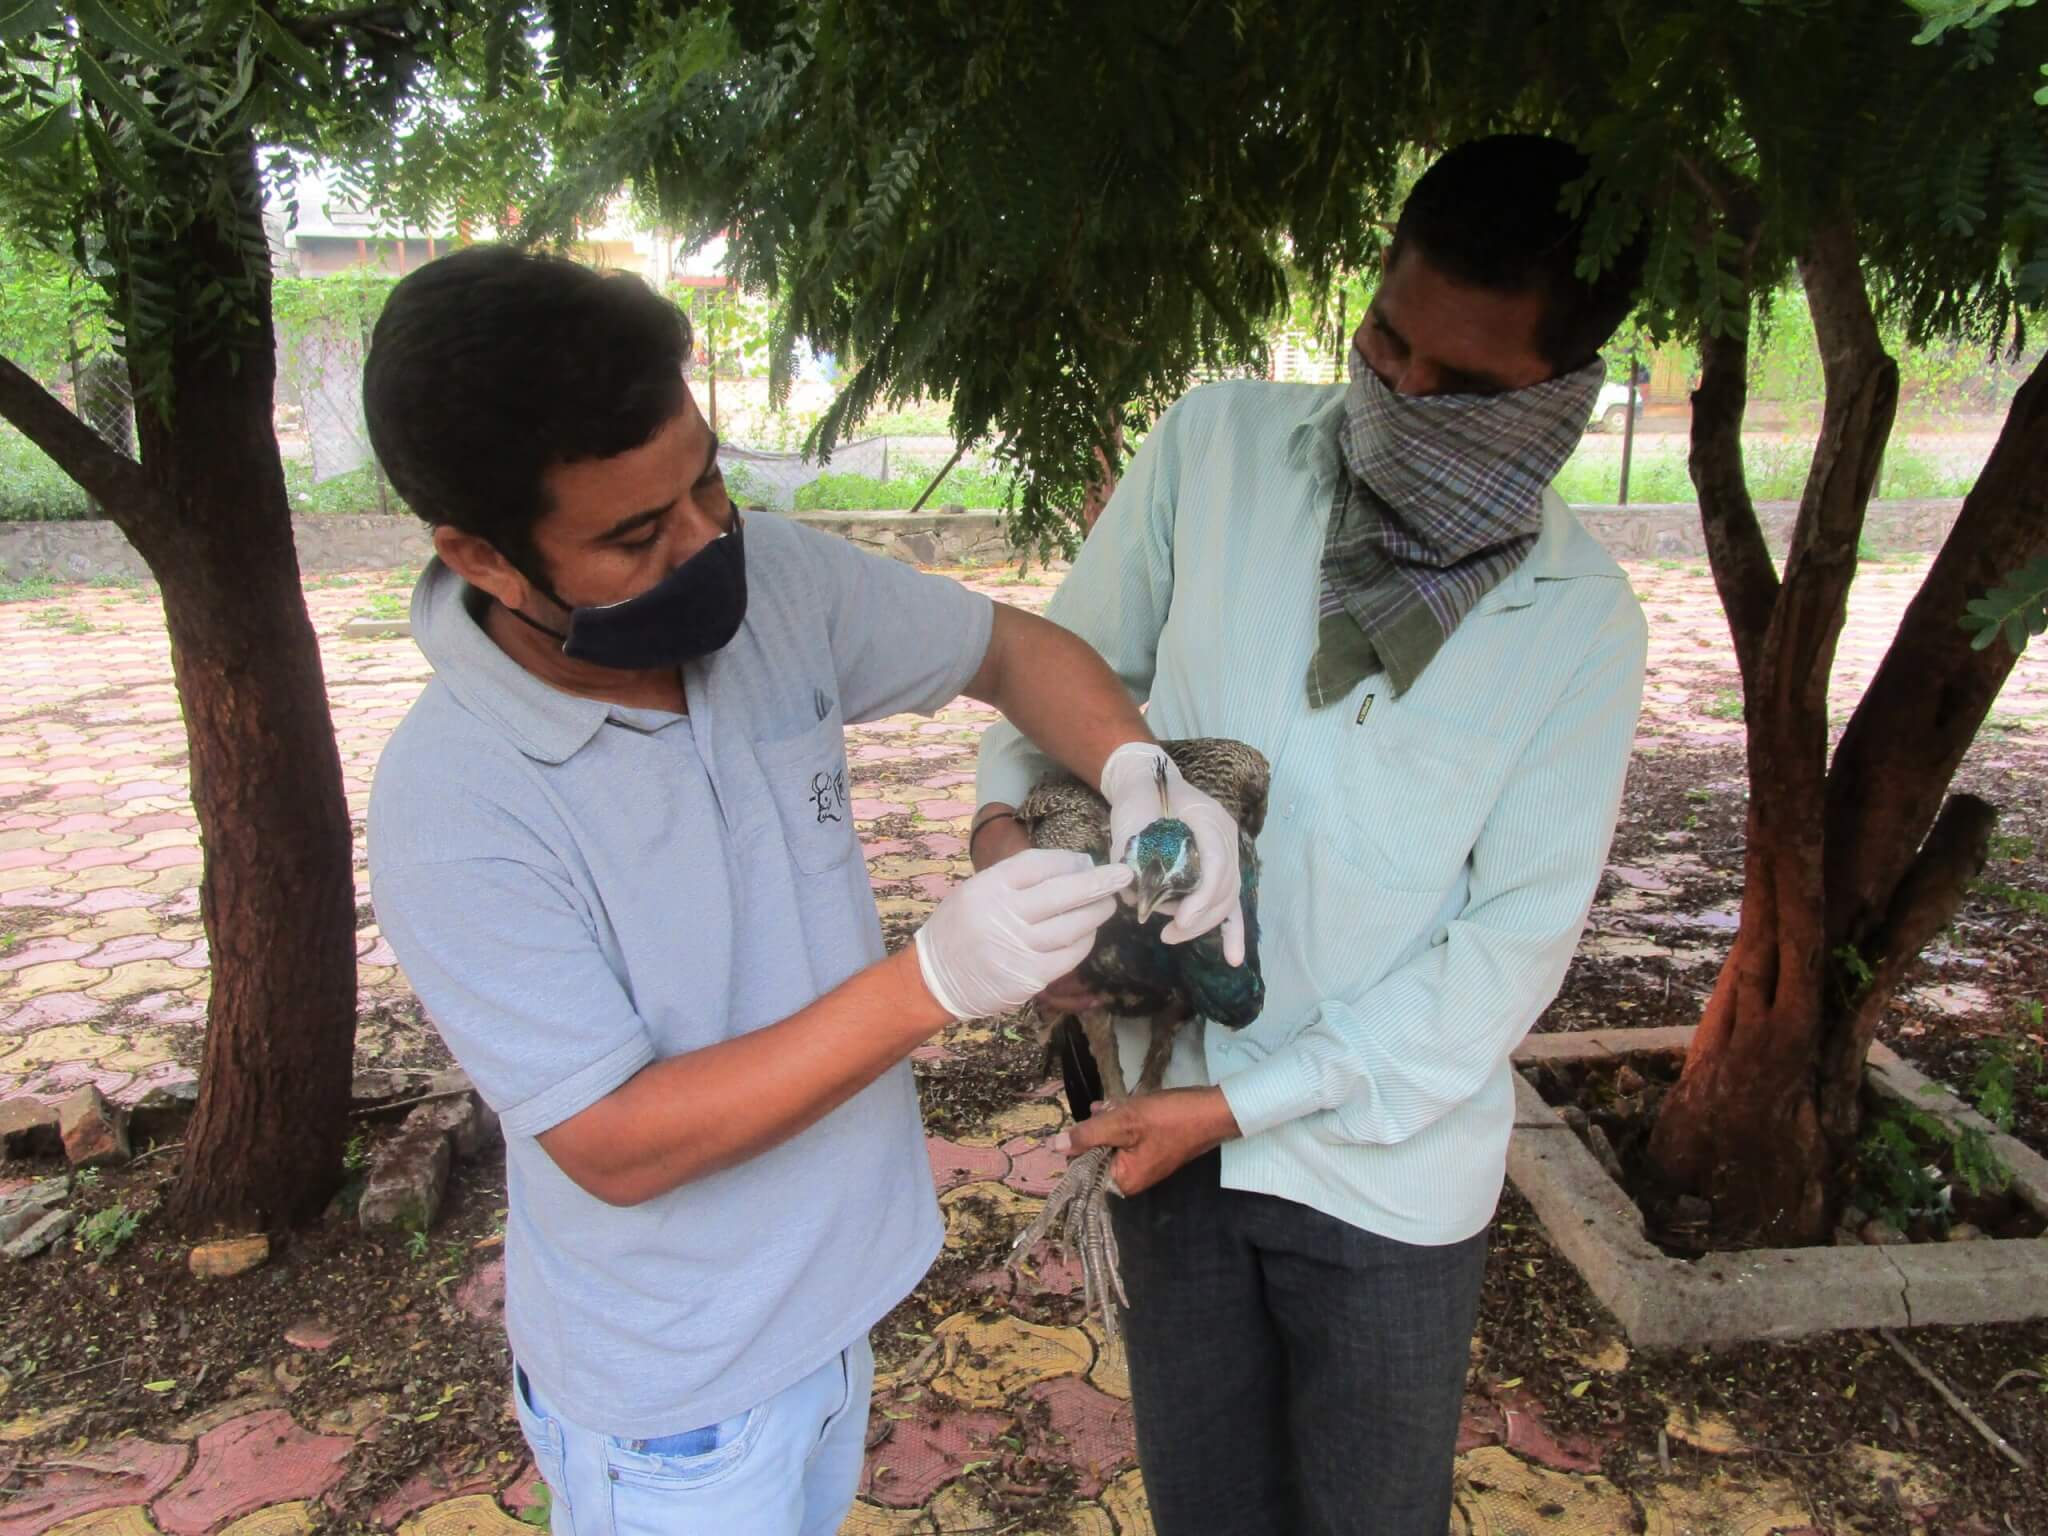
top-left (1507, 1027), bottom-right (2048, 1348)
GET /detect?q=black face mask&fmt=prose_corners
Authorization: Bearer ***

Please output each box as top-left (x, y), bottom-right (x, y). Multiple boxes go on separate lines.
top-left (507, 512), bottom-right (748, 671)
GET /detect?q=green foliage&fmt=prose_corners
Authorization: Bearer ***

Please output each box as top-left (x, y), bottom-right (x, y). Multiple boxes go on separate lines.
top-left (1971, 1034), bottom-right (2048, 1133)
top-left (0, 426), bottom-right (93, 519)
top-left (0, 3), bottom-right (561, 428)
top-left (793, 465), bottom-right (1014, 513)
top-left (513, 0), bottom-right (2047, 552)
top-left (1960, 554), bottom-right (2048, 653)
top-left (75, 1203), bottom-right (140, 1259)
top-left (1855, 1094), bottom-right (2011, 1233)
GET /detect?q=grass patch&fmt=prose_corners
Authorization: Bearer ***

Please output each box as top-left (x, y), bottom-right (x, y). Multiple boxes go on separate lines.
top-left (0, 574), bottom-right (60, 603)
top-left (1702, 689), bottom-right (1745, 721)
top-left (0, 428), bottom-right (95, 521)
top-left (794, 465), bottom-right (1015, 512)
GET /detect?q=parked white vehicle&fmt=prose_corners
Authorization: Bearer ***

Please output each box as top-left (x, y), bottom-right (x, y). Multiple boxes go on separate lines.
top-left (1588, 380), bottom-right (1643, 433)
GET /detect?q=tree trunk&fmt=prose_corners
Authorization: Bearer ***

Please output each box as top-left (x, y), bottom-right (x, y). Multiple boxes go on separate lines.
top-left (1079, 418), bottom-right (1126, 537)
top-left (0, 137), bottom-right (358, 1233)
top-left (1650, 217), bottom-right (2048, 1245)
top-left (1648, 215), bottom-right (1899, 1244)
top-left (149, 152), bottom-right (358, 1233)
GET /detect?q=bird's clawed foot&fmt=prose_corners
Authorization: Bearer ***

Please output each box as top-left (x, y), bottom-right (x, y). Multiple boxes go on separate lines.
top-left (1009, 1145), bottom-right (1128, 1336)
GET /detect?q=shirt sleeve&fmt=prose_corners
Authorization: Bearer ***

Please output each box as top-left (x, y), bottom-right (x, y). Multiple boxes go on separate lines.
top-left (1219, 595), bottom-right (1648, 1143)
top-left (372, 856), bottom-right (658, 1140)
top-left (786, 520), bottom-right (996, 725)
top-left (974, 397), bottom-right (1188, 808)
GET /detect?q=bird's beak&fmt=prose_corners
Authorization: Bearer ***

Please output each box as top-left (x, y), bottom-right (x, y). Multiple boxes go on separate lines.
top-left (1132, 888), bottom-right (1158, 924)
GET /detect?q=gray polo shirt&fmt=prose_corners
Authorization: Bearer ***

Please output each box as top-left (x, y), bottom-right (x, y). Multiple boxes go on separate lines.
top-left (368, 510), bottom-right (993, 1437)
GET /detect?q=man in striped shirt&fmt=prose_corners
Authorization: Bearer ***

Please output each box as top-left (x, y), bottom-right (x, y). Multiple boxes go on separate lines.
top-left (972, 135), bottom-right (1650, 1536)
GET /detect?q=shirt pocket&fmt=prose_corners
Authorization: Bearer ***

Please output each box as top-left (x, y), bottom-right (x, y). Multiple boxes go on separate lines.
top-left (754, 701), bottom-right (859, 875)
top-left (1329, 710), bottom-right (1511, 893)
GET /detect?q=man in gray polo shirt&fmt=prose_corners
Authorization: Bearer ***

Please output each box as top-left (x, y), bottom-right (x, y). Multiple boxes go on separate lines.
top-left (361, 247), bottom-right (1245, 1536)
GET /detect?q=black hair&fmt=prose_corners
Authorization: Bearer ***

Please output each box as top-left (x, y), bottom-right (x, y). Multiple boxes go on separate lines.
top-left (1389, 134), bottom-right (1649, 374)
top-left (362, 245), bottom-right (692, 578)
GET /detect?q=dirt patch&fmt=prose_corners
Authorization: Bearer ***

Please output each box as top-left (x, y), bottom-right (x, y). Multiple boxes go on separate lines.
top-left (0, 1129), bottom-right (519, 1528)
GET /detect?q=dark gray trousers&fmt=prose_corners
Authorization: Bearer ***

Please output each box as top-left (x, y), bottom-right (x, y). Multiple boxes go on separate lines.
top-left (1110, 1151), bottom-right (1487, 1536)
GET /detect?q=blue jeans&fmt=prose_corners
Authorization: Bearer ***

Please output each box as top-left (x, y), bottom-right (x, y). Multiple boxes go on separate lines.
top-left (511, 1338), bottom-right (874, 1536)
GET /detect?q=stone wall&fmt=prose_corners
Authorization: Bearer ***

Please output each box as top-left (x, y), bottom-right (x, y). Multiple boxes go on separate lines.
top-left (0, 499), bottom-right (1968, 585)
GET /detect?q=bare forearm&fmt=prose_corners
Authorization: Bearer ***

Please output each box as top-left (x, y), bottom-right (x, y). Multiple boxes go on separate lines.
top-left (966, 606), bottom-right (1148, 790)
top-left (540, 947), bottom-right (948, 1204)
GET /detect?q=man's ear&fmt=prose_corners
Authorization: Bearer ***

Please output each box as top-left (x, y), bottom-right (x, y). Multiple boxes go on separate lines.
top-left (433, 525), bottom-right (534, 614)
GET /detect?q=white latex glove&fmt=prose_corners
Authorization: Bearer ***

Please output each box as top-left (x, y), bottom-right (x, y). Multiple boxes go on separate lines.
top-left (914, 849), bottom-right (1135, 1021)
top-left (1099, 741), bottom-right (1246, 964)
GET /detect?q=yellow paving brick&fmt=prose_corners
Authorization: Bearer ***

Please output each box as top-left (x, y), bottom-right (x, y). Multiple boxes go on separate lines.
top-left (1640, 1472), bottom-right (1815, 1535)
top-left (63, 867), bottom-right (153, 893)
top-left (45, 831), bottom-right (134, 850)
top-left (0, 867), bottom-right (62, 894)
top-left (104, 1031), bottom-right (180, 1072)
top-left (928, 1313), bottom-right (1093, 1408)
top-left (8, 959), bottom-right (104, 994)
top-left (73, 909), bottom-right (166, 942)
top-left (955, 1099), bottom-right (1064, 1148)
top-left (45, 1505), bottom-right (163, 1536)
top-left (136, 867), bottom-right (203, 895)
top-left (216, 1504), bottom-right (316, 1536)
top-left (1100, 1468), bottom-right (1153, 1535)
top-left (397, 1495), bottom-right (531, 1536)
top-left (837, 1502), bottom-right (930, 1536)
top-left (1083, 1319), bottom-right (1129, 1401)
top-left (1454, 1446), bottom-right (1636, 1534)
top-left (8, 1023), bottom-right (124, 1067)
top-left (87, 959), bottom-right (204, 1000)
top-left (938, 1180), bottom-right (1038, 1253)
top-left (0, 1403), bottom-right (83, 1440)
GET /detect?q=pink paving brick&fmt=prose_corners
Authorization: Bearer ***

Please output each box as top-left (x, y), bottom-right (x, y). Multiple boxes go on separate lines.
top-left (1001, 1140), bottom-right (1069, 1198)
top-left (915, 799), bottom-right (975, 821)
top-left (0, 886), bottom-right (83, 910)
top-left (1493, 1388), bottom-right (1619, 1474)
top-left (152, 1409), bottom-right (354, 1536)
top-left (57, 846), bottom-right (142, 872)
top-left (1028, 1377), bottom-right (1137, 1498)
top-left (927, 1137), bottom-right (1010, 1193)
top-left (456, 1255), bottom-right (507, 1323)
top-left (0, 847), bottom-right (58, 872)
top-left (0, 1439), bottom-right (188, 1536)
top-left (78, 935), bottom-right (192, 968)
top-left (0, 936), bottom-right (94, 973)
top-left (70, 887), bottom-right (161, 914)
top-left (859, 1405), bottom-right (1011, 1508)
top-left (109, 780), bottom-right (186, 802)
top-left (369, 1463), bottom-right (498, 1526)
top-left (118, 813), bottom-right (195, 834)
top-left (1, 991), bottom-right (110, 1033)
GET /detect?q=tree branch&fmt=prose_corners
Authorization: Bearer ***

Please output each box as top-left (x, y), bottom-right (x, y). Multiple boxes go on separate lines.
top-left (1824, 344), bottom-right (2048, 949)
top-left (0, 355), bottom-right (154, 520)
top-left (1780, 216), bottom-right (1897, 608)
top-left (1690, 321), bottom-right (1778, 693)
top-left (282, 3), bottom-right (411, 42)
top-left (1820, 792), bottom-right (1996, 1140)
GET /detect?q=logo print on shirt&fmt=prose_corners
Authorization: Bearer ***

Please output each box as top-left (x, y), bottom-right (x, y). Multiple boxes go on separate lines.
top-left (810, 767), bottom-right (847, 824)
top-left (1356, 693), bottom-right (1376, 726)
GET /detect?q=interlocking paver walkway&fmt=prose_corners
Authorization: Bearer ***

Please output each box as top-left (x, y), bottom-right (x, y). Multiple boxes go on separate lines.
top-left (0, 550), bottom-right (2042, 1534)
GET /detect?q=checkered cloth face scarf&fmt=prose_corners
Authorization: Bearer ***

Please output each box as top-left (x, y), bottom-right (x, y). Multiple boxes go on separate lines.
top-left (1306, 347), bottom-right (1605, 704)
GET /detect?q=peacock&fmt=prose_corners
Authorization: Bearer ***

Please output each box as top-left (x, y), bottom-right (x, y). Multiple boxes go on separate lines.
top-left (1007, 737), bottom-right (1269, 1332)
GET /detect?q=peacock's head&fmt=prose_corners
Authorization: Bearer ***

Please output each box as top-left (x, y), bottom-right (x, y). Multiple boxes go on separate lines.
top-left (1123, 817), bottom-right (1200, 925)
